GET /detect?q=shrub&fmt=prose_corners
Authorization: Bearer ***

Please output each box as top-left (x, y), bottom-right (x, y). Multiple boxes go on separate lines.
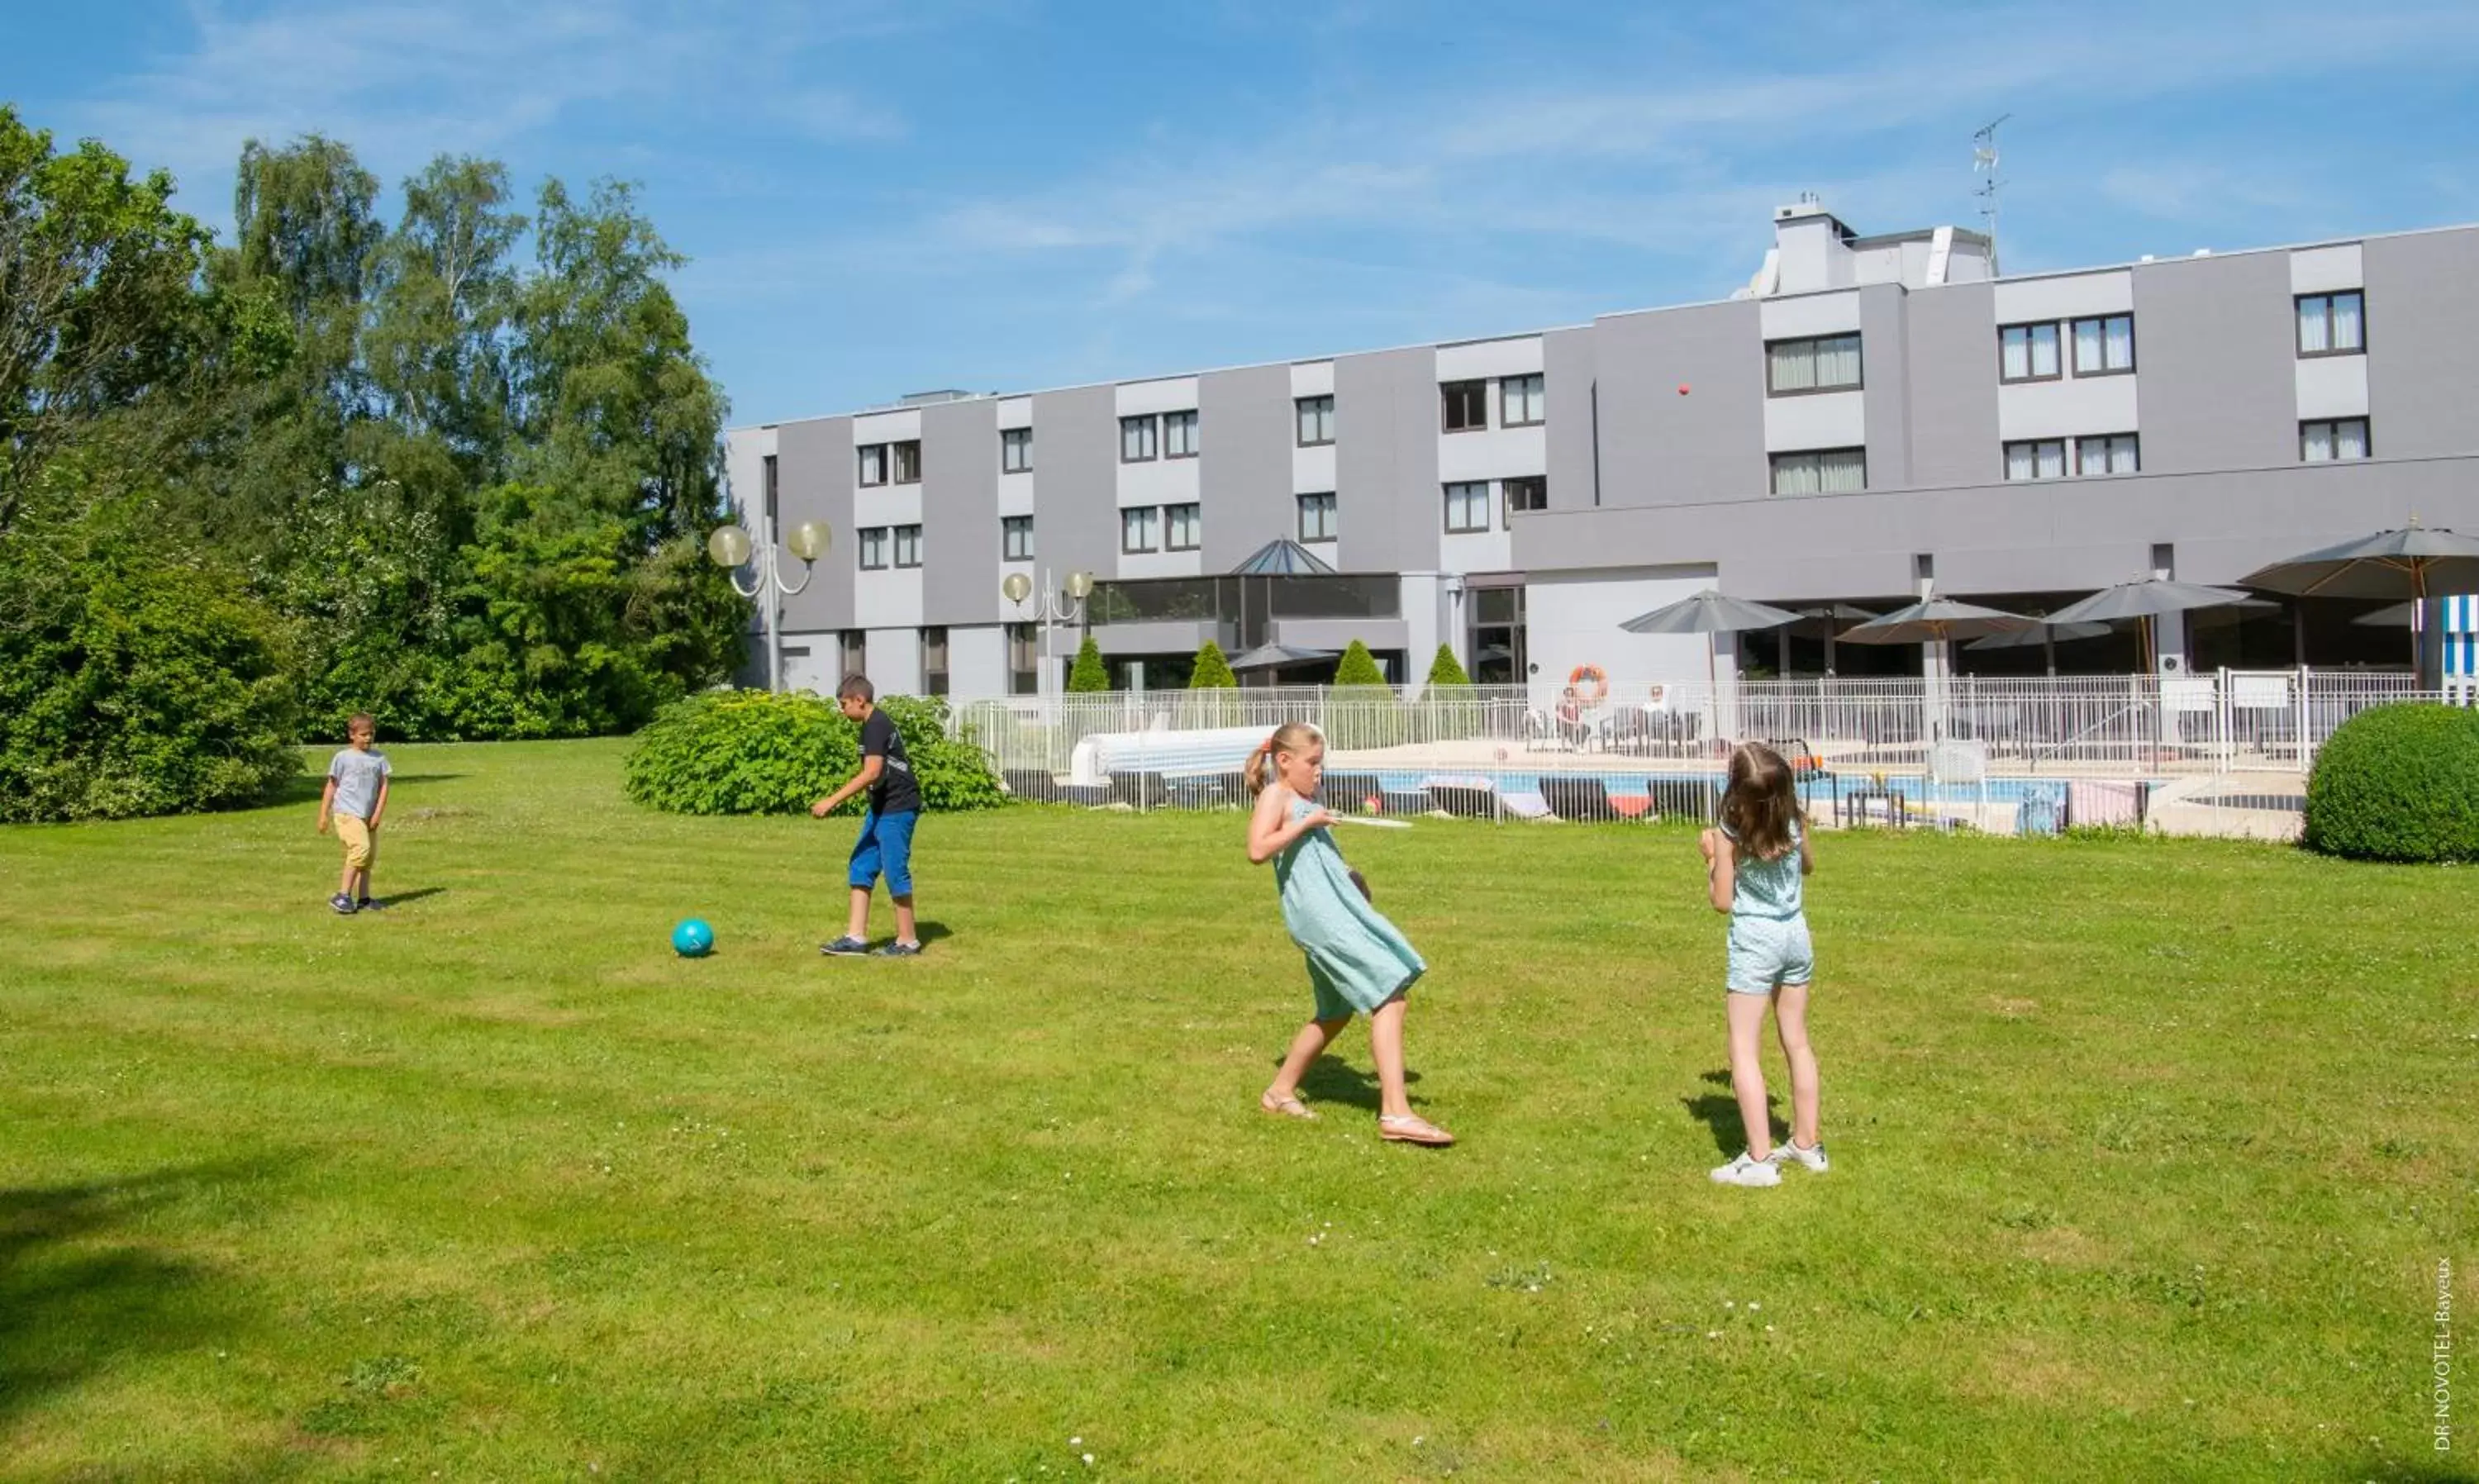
top-left (2303, 702), bottom-right (2479, 863)
top-left (1424, 644), bottom-right (1472, 689)
top-left (1067, 635), bottom-right (1111, 692)
top-left (1325, 640), bottom-right (1406, 750)
top-left (1332, 640), bottom-right (1388, 688)
top-left (625, 690), bottom-right (1005, 816)
top-left (0, 506), bottom-right (301, 823)
top-left (1417, 643), bottom-right (1478, 740)
top-left (1190, 640), bottom-right (1238, 689)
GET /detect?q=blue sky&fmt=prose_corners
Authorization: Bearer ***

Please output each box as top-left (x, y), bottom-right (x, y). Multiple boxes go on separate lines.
top-left (9, 1), bottom-right (2478, 428)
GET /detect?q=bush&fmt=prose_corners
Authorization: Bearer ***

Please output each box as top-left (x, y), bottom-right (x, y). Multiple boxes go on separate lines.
top-left (1067, 635), bottom-right (1110, 692)
top-left (0, 507), bottom-right (301, 823)
top-left (2303, 702), bottom-right (2479, 863)
top-left (1424, 644), bottom-right (1471, 689)
top-left (625, 690), bottom-right (1005, 816)
top-left (1325, 640), bottom-right (1406, 750)
top-left (1190, 640), bottom-right (1238, 689)
top-left (1417, 643), bottom-right (1478, 740)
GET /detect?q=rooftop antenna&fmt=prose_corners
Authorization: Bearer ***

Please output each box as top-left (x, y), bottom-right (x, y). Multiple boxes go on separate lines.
top-left (1972, 114), bottom-right (2010, 274)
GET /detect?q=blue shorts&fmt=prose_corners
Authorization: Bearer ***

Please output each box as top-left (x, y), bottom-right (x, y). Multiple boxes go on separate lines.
top-left (1726, 914), bottom-right (1814, 995)
top-left (849, 810), bottom-right (918, 897)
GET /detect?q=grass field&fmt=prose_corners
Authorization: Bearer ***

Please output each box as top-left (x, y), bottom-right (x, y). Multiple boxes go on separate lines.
top-left (2, 738), bottom-right (2473, 1482)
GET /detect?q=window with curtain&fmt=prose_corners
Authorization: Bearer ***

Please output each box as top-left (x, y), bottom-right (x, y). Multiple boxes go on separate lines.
top-left (890, 441), bottom-right (921, 483)
top-left (2301, 418), bottom-right (2372, 462)
top-left (857, 443), bottom-right (887, 486)
top-left (1440, 380), bottom-right (1487, 431)
top-left (1500, 373), bottom-right (1544, 426)
top-left (892, 524), bottom-right (922, 568)
top-left (1502, 476), bottom-right (1547, 525)
top-left (2076, 434), bottom-right (2139, 475)
top-left (1121, 415), bottom-right (1158, 462)
top-left (1163, 410), bottom-right (1199, 459)
top-left (1164, 502), bottom-right (1201, 550)
top-left (1295, 395), bottom-right (1334, 445)
top-left (1001, 426), bottom-right (1032, 473)
top-left (1121, 506), bottom-right (1159, 553)
top-left (1002, 515), bottom-right (1034, 561)
top-left (1766, 334), bottom-right (1863, 394)
top-left (1999, 322), bottom-right (2062, 382)
top-left (2296, 292), bottom-right (2366, 356)
top-left (2003, 440), bottom-right (2067, 481)
top-left (1768, 449), bottom-right (1866, 496)
top-left (1297, 492), bottom-right (1337, 542)
top-left (2070, 314), bottom-right (2136, 374)
top-left (1443, 481), bottom-right (1491, 533)
top-left (921, 626), bottom-right (949, 697)
top-left (858, 526), bottom-right (888, 569)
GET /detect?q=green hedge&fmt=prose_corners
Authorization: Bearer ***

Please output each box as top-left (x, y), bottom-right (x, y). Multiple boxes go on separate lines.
top-left (624, 690), bottom-right (1006, 816)
top-left (2302, 702), bottom-right (2479, 863)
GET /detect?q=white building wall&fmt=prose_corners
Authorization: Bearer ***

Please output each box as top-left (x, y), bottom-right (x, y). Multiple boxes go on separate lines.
top-left (2289, 243), bottom-right (2363, 296)
top-left (1434, 335), bottom-right (1544, 383)
top-left (866, 628), bottom-right (924, 696)
top-left (2295, 354), bottom-right (2370, 421)
top-left (780, 630), bottom-right (839, 696)
top-left (1991, 269), bottom-right (2135, 326)
top-left (1763, 389), bottom-right (1867, 452)
top-left (1996, 375), bottom-right (2143, 442)
top-left (1757, 290), bottom-right (1863, 340)
top-left (949, 624), bottom-right (1008, 697)
top-left (1523, 566), bottom-right (1724, 702)
top-left (854, 568), bottom-right (924, 629)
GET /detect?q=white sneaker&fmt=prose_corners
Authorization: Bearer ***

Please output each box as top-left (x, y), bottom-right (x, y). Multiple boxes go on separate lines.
top-left (1709, 1152), bottom-right (1781, 1187)
top-left (1769, 1141), bottom-right (1830, 1174)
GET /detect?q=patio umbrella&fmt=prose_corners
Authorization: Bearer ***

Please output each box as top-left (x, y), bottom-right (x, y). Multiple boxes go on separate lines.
top-left (2353, 602), bottom-right (2417, 627)
top-left (2043, 576), bottom-right (2254, 673)
top-left (2240, 522), bottom-right (2479, 677)
top-left (1966, 618), bottom-right (2113, 678)
top-left (1836, 597), bottom-right (2037, 644)
top-left (1617, 590), bottom-right (1804, 744)
top-left (1225, 642), bottom-right (1337, 672)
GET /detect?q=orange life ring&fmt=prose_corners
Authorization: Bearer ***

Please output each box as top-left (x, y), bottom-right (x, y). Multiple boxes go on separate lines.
top-left (1567, 664), bottom-right (1610, 704)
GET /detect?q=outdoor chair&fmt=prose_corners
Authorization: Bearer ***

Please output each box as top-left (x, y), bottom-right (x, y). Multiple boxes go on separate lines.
top-left (1539, 775), bottom-right (1622, 823)
top-left (1321, 771), bottom-right (1387, 814)
top-left (1003, 768), bottom-right (1063, 803)
top-left (1109, 772), bottom-right (1169, 810)
top-left (1426, 782), bottom-right (1502, 820)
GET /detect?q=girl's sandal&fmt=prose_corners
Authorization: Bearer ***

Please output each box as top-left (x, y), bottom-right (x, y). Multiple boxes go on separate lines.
top-left (1378, 1114), bottom-right (1455, 1147)
top-left (1259, 1090), bottom-right (1316, 1120)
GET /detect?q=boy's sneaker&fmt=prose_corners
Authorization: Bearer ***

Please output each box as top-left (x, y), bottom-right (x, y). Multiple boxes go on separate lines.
top-left (329, 893), bottom-right (358, 915)
top-left (1710, 1152), bottom-right (1782, 1187)
top-left (873, 940), bottom-right (923, 958)
top-left (1768, 1140), bottom-right (1830, 1173)
top-left (820, 936), bottom-right (871, 957)
top-left (356, 897), bottom-right (385, 913)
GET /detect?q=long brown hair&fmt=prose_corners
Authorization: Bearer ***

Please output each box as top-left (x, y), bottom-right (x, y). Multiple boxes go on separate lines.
top-left (1244, 721), bottom-right (1324, 796)
top-left (1718, 741), bottom-right (1800, 860)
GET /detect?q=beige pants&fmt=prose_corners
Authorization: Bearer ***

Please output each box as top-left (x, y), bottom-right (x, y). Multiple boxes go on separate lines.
top-left (335, 815), bottom-right (377, 871)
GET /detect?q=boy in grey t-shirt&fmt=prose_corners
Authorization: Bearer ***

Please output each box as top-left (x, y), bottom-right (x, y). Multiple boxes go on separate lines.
top-left (317, 713), bottom-right (392, 914)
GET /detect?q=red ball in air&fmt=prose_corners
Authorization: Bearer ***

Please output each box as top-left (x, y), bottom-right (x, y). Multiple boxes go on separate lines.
top-left (1677, 383), bottom-right (1692, 396)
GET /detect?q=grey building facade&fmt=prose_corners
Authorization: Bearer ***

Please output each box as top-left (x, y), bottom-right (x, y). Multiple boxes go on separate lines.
top-left (726, 202), bottom-right (2479, 698)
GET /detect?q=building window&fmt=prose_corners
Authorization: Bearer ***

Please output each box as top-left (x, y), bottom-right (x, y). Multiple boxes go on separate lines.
top-left (1502, 475), bottom-right (1547, 526)
top-left (890, 440), bottom-right (921, 484)
top-left (892, 524), bottom-right (922, 568)
top-left (1468, 584), bottom-right (1525, 686)
top-left (1443, 481), bottom-right (1491, 534)
top-left (921, 626), bottom-right (949, 697)
top-left (1768, 448), bottom-right (1867, 496)
top-left (1297, 492), bottom-right (1337, 543)
top-left (1163, 502), bottom-right (1201, 551)
top-left (1766, 333), bottom-right (1863, 395)
top-left (2301, 417), bottom-right (2371, 462)
top-left (1500, 373), bottom-right (1544, 426)
top-left (2004, 440), bottom-right (2067, 482)
top-left (1120, 414), bottom-right (1158, 462)
top-left (1001, 426), bottom-right (1032, 473)
top-left (1999, 322), bottom-right (2062, 383)
top-left (2070, 314), bottom-right (2136, 376)
top-left (1296, 394), bottom-right (1334, 446)
top-left (1006, 622), bottom-right (1038, 696)
top-left (840, 630), bottom-right (867, 682)
top-left (2076, 433), bottom-right (2139, 476)
top-left (858, 443), bottom-right (887, 487)
top-left (1163, 409), bottom-right (1199, 459)
top-left (858, 526), bottom-right (889, 570)
top-left (762, 453), bottom-right (779, 526)
top-left (1121, 506), bottom-right (1159, 554)
top-left (1002, 515), bottom-right (1035, 562)
top-left (2297, 291), bottom-right (2365, 356)
top-left (1441, 379), bottom-right (1487, 433)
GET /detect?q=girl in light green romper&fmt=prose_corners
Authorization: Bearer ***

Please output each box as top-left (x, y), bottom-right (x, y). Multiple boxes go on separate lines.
top-left (1246, 722), bottom-right (1454, 1147)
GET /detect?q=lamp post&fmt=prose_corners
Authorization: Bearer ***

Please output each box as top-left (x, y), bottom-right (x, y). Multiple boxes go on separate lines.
top-left (1004, 568), bottom-right (1094, 697)
top-left (707, 516), bottom-right (830, 692)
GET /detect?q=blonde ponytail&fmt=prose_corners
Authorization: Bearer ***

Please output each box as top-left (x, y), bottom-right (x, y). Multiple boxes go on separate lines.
top-left (1245, 721), bottom-right (1324, 795)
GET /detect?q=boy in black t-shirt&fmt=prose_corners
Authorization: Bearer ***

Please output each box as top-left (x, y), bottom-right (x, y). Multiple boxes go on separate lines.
top-left (811, 675), bottom-right (925, 956)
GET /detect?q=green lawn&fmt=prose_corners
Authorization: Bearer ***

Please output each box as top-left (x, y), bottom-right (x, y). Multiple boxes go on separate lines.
top-left (2, 740), bottom-right (2472, 1482)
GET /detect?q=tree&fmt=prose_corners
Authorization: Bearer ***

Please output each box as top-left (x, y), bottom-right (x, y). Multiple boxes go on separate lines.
top-left (1067, 634), bottom-right (1111, 692)
top-left (1333, 640), bottom-right (1389, 688)
top-left (1424, 643), bottom-right (1471, 688)
top-left (1190, 640), bottom-right (1238, 688)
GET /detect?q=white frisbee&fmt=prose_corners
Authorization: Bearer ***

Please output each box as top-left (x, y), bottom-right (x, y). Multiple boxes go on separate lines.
top-left (1327, 815), bottom-right (1412, 829)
